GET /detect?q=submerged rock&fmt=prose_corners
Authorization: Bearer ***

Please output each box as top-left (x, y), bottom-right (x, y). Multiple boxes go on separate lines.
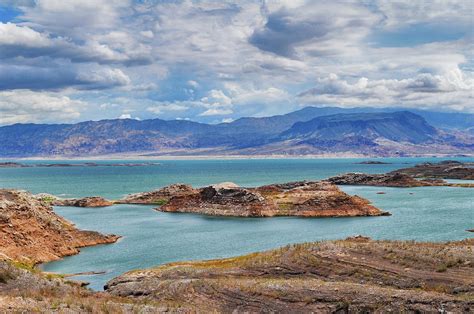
top-left (158, 181), bottom-right (389, 217)
top-left (105, 237), bottom-right (474, 312)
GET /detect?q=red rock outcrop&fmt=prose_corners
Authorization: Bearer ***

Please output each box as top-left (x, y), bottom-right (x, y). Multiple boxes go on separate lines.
top-left (0, 189), bottom-right (119, 264)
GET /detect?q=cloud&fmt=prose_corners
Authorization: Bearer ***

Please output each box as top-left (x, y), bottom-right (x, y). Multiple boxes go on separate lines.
top-left (0, 64), bottom-right (131, 91)
top-left (146, 103), bottom-right (189, 115)
top-left (199, 108), bottom-right (233, 116)
top-left (20, 0), bottom-right (129, 32)
top-left (249, 2), bottom-right (379, 58)
top-left (0, 0), bottom-right (472, 124)
top-left (0, 90), bottom-right (84, 125)
top-left (299, 67), bottom-right (474, 112)
top-left (0, 22), bottom-right (152, 66)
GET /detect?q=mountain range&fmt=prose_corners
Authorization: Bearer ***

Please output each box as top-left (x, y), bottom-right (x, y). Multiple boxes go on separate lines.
top-left (0, 107), bottom-right (473, 157)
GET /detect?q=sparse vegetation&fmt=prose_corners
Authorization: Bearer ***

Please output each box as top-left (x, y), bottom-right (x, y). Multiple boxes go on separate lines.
top-left (152, 198), bottom-right (168, 206)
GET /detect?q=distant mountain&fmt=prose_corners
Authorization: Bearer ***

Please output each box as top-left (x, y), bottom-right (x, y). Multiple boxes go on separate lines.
top-left (0, 108), bottom-right (472, 157)
top-left (281, 111), bottom-right (437, 144)
top-left (223, 106), bottom-right (474, 132)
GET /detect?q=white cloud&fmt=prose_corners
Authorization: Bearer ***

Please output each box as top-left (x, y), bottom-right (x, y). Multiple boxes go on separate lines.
top-left (0, 0), bottom-right (472, 124)
top-left (146, 103), bottom-right (188, 115)
top-left (187, 80), bottom-right (199, 88)
top-left (299, 67), bottom-right (474, 112)
top-left (0, 22), bottom-right (51, 47)
top-left (0, 90), bottom-right (83, 125)
top-left (199, 108), bottom-right (234, 116)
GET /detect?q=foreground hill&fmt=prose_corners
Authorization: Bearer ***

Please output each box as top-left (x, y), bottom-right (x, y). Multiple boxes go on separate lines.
top-left (106, 236), bottom-right (474, 312)
top-left (0, 108), bottom-right (473, 157)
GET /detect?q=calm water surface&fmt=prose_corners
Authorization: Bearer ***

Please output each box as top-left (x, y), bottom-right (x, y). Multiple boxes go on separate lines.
top-left (0, 158), bottom-right (472, 290)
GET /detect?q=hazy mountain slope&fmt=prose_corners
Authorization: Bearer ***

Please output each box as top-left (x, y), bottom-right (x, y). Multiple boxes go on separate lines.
top-left (0, 109), bottom-right (472, 157)
top-left (218, 107), bottom-right (474, 134)
top-left (0, 119), bottom-right (213, 156)
top-left (280, 111), bottom-right (438, 144)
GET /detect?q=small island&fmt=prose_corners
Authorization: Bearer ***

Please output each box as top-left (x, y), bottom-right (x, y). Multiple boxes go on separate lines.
top-left (157, 181), bottom-right (389, 217)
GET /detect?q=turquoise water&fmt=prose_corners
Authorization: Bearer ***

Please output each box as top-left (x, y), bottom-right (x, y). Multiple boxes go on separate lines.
top-left (0, 157), bottom-right (473, 291)
top-left (0, 157), bottom-right (472, 199)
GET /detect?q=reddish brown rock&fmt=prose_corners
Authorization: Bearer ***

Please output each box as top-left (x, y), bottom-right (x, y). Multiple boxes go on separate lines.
top-left (117, 184), bottom-right (196, 205)
top-left (56, 196), bottom-right (114, 207)
top-left (158, 181), bottom-right (389, 217)
top-left (0, 189), bottom-right (119, 264)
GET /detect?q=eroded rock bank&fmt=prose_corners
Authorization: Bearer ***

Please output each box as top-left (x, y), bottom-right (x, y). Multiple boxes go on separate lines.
top-left (0, 189), bottom-right (119, 264)
top-left (106, 236), bottom-right (474, 313)
top-left (158, 181), bottom-right (389, 217)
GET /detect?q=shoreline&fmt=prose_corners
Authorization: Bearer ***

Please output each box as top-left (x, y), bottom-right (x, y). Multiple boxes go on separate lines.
top-left (2, 153), bottom-right (474, 161)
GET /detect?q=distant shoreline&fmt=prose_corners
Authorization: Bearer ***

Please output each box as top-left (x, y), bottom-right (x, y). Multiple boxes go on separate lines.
top-left (1, 153), bottom-right (473, 161)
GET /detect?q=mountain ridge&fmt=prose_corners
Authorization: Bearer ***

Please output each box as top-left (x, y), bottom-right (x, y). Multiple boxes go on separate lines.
top-left (0, 108), bottom-right (473, 157)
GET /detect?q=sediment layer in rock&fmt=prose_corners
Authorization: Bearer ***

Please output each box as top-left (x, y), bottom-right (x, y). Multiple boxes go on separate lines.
top-left (158, 181), bottom-right (389, 217)
top-left (106, 236), bottom-right (474, 313)
top-left (0, 189), bottom-right (119, 264)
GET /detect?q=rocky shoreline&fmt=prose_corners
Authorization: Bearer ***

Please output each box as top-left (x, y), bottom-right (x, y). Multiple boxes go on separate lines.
top-left (106, 236), bottom-right (474, 312)
top-left (0, 189), bottom-right (119, 264)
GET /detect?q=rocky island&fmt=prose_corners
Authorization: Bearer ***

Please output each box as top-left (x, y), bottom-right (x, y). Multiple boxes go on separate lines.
top-left (327, 172), bottom-right (445, 187)
top-left (327, 161), bottom-right (474, 188)
top-left (157, 181), bottom-right (389, 217)
top-left (391, 160), bottom-right (474, 180)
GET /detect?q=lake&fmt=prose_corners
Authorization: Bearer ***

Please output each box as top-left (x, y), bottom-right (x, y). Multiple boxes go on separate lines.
top-left (0, 157), bottom-right (472, 290)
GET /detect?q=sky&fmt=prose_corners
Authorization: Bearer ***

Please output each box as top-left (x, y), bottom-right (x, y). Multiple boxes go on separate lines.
top-left (0, 0), bottom-right (472, 125)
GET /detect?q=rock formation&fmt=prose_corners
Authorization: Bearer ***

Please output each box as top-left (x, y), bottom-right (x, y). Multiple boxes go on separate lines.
top-left (117, 184), bottom-right (196, 205)
top-left (158, 181), bottom-right (389, 217)
top-left (0, 189), bottom-right (119, 264)
top-left (55, 196), bottom-right (114, 207)
top-left (106, 237), bottom-right (474, 312)
top-left (390, 160), bottom-right (474, 180)
top-left (327, 172), bottom-right (445, 187)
